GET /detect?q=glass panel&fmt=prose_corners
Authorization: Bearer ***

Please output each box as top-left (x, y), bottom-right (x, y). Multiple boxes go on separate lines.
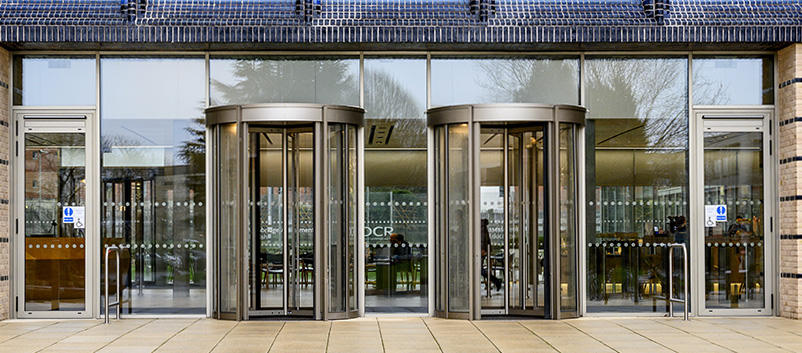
top-left (329, 124), bottom-right (346, 314)
top-left (14, 56), bottom-right (96, 106)
top-left (210, 56), bottom-right (359, 106)
top-left (585, 57), bottom-right (689, 313)
top-left (100, 57), bottom-right (207, 314)
top-left (704, 131), bottom-right (764, 309)
top-left (559, 124), bottom-right (578, 313)
top-left (434, 126), bottom-right (446, 313)
top-left (363, 58), bottom-right (428, 313)
top-left (431, 56), bottom-right (579, 106)
top-left (693, 57), bottom-right (774, 106)
top-left (24, 133), bottom-right (86, 311)
top-left (347, 125), bottom-right (358, 312)
top-left (218, 124), bottom-right (238, 314)
top-left (508, 127), bottom-right (546, 313)
top-left (479, 129), bottom-right (505, 309)
top-left (287, 130), bottom-right (315, 310)
top-left (447, 123), bottom-right (470, 312)
top-left (249, 131), bottom-right (284, 311)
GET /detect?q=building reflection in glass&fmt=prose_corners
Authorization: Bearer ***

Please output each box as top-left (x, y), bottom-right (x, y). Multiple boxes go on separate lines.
top-left (585, 57), bottom-right (690, 313)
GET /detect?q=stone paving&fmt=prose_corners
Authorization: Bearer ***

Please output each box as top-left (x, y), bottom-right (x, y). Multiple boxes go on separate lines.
top-left (1, 317), bottom-right (802, 353)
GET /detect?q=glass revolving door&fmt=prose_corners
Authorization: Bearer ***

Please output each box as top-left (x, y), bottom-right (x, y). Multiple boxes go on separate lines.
top-left (247, 127), bottom-right (315, 316)
top-left (430, 104), bottom-right (585, 320)
top-left (208, 104), bottom-right (364, 320)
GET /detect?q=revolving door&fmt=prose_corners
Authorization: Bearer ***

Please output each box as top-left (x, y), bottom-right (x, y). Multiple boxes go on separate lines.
top-left (430, 104), bottom-right (585, 320)
top-left (208, 104), bottom-right (363, 320)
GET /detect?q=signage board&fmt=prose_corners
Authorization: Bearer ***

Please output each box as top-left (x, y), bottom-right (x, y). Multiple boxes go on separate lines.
top-left (704, 205), bottom-right (727, 227)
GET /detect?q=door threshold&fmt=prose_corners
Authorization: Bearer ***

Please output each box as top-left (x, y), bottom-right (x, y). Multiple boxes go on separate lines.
top-left (364, 313), bottom-right (429, 318)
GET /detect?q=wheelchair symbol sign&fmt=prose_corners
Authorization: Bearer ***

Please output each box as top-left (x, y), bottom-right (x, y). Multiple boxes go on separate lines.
top-left (62, 206), bottom-right (85, 228)
top-left (704, 205), bottom-right (727, 227)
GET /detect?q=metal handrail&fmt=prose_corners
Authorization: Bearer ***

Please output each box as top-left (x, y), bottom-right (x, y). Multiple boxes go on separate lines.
top-left (667, 243), bottom-right (689, 321)
top-left (105, 245), bottom-right (122, 324)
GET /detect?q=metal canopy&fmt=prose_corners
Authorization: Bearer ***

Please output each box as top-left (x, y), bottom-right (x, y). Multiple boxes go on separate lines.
top-left (206, 103), bottom-right (365, 127)
top-left (427, 103), bottom-right (586, 127)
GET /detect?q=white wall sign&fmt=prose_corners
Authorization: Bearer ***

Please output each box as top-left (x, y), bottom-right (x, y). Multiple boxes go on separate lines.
top-left (704, 205), bottom-right (727, 227)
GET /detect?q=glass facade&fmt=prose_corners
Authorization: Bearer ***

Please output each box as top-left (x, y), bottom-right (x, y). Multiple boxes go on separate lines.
top-left (431, 56), bottom-right (580, 106)
top-left (363, 58), bottom-right (429, 313)
top-left (11, 52), bottom-right (776, 318)
top-left (13, 56), bottom-right (96, 106)
top-left (585, 57), bottom-right (689, 313)
top-left (210, 56), bottom-right (359, 106)
top-left (693, 56), bottom-right (774, 106)
top-left (99, 57), bottom-right (207, 314)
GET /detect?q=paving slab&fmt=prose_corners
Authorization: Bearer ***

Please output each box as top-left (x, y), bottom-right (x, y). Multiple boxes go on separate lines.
top-left (0, 317), bottom-right (801, 352)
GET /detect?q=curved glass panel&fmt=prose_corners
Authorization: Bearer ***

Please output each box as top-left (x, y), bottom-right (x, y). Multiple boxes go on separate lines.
top-left (329, 124), bottom-right (347, 314)
top-left (559, 123), bottom-right (578, 313)
top-left (447, 123), bottom-right (470, 313)
top-left (219, 124), bottom-right (239, 315)
top-left (434, 126), bottom-right (446, 313)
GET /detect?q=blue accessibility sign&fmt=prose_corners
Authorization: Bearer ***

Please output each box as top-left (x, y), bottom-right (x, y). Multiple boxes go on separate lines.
top-left (716, 205), bottom-right (727, 221)
top-left (63, 207), bottom-right (75, 223)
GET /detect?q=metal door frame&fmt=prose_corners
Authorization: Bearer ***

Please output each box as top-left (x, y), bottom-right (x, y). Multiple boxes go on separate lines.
top-left (692, 108), bottom-right (775, 316)
top-left (13, 107), bottom-right (98, 319)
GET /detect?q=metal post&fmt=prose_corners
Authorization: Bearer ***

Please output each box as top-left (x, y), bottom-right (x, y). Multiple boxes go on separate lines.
top-left (665, 243), bottom-right (689, 321)
top-left (105, 245), bottom-right (122, 324)
top-left (669, 246), bottom-right (673, 317)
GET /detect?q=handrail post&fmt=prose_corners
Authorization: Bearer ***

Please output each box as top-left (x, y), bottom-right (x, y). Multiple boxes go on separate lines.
top-left (666, 243), bottom-right (689, 321)
top-left (681, 243), bottom-right (688, 321)
top-left (668, 245), bottom-right (674, 318)
top-left (105, 245), bottom-right (122, 324)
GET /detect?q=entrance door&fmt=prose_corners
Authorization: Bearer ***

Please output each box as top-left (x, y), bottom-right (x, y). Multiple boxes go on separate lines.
top-left (244, 123), bottom-right (359, 319)
top-left (478, 125), bottom-right (546, 317)
top-left (16, 111), bottom-right (96, 318)
top-left (248, 127), bottom-right (315, 317)
top-left (695, 111), bottom-right (773, 315)
top-left (430, 104), bottom-right (584, 320)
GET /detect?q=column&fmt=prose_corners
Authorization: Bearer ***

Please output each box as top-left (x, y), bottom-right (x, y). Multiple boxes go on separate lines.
top-left (0, 47), bottom-right (10, 320)
top-left (778, 43), bottom-right (802, 319)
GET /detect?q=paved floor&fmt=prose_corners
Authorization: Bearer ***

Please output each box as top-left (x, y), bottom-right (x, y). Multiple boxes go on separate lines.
top-left (1, 317), bottom-right (802, 353)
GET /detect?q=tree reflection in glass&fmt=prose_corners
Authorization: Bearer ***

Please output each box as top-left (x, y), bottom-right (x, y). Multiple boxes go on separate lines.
top-left (210, 57), bottom-right (359, 106)
top-left (100, 58), bottom-right (207, 314)
top-left (584, 57), bottom-right (690, 313)
top-left (24, 133), bottom-right (87, 311)
top-left (432, 57), bottom-right (579, 106)
top-left (363, 58), bottom-right (428, 313)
